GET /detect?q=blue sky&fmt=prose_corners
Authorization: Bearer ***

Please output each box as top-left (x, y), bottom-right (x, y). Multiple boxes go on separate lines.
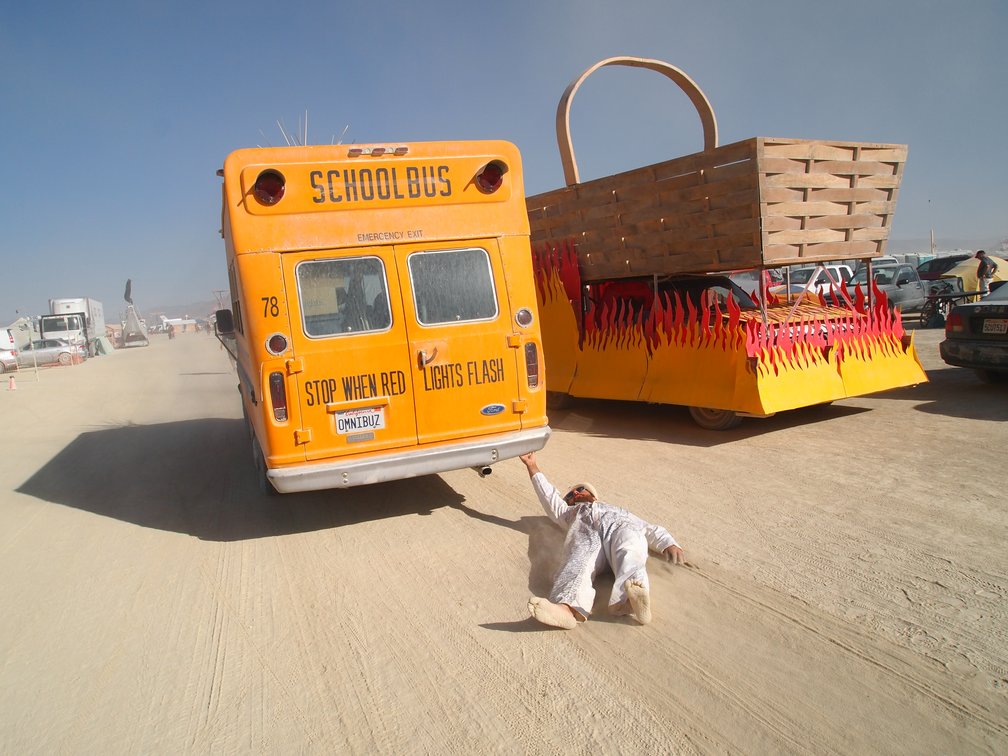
top-left (2, 0), bottom-right (1005, 324)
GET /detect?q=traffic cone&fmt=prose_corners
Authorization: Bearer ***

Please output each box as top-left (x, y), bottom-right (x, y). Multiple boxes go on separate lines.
top-left (7, 375), bottom-right (15, 391)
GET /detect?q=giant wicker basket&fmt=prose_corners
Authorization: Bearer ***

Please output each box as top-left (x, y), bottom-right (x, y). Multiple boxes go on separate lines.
top-left (527, 57), bottom-right (907, 281)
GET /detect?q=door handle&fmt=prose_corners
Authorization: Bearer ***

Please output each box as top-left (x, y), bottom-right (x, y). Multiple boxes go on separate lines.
top-left (418, 346), bottom-right (438, 368)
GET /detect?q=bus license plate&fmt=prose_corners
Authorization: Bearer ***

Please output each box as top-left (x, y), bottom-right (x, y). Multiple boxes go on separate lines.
top-left (982, 319), bottom-right (1008, 335)
top-left (335, 407), bottom-right (385, 435)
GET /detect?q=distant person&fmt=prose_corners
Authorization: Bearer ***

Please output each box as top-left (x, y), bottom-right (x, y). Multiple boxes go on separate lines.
top-left (976, 250), bottom-right (998, 296)
top-left (518, 451), bottom-right (685, 629)
top-left (168, 324), bottom-right (176, 340)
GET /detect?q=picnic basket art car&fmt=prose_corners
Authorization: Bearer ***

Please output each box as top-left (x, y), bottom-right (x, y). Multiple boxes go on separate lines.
top-left (528, 57), bottom-right (927, 429)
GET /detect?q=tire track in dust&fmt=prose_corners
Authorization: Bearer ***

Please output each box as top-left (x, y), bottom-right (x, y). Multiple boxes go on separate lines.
top-left (190, 537), bottom-right (327, 750)
top-left (186, 543), bottom-right (231, 750)
top-left (692, 564), bottom-right (1008, 739)
top-left (722, 484), bottom-right (1008, 690)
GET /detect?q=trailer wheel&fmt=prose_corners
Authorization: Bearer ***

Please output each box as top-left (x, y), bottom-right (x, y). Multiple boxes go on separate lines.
top-left (688, 406), bottom-right (742, 431)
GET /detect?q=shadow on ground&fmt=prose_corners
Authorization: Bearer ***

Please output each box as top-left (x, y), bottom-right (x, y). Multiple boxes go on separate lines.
top-left (17, 418), bottom-right (464, 541)
top-left (546, 398), bottom-right (870, 446)
top-left (883, 366), bottom-right (1008, 421)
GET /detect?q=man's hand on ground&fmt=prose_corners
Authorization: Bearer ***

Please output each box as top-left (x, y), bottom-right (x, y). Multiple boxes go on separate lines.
top-left (664, 545), bottom-right (685, 565)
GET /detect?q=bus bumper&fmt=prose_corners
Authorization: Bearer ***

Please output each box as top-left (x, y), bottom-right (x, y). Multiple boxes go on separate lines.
top-left (267, 426), bottom-right (551, 492)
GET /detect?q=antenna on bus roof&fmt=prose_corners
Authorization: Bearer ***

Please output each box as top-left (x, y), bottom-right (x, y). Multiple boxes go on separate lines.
top-left (276, 119), bottom-right (293, 147)
top-left (334, 124), bottom-right (350, 145)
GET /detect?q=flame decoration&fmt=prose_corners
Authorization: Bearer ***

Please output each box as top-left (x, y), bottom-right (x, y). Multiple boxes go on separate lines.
top-left (532, 240), bottom-right (917, 381)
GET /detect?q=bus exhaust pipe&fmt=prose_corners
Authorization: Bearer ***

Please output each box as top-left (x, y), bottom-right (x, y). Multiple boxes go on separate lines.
top-left (473, 465), bottom-right (493, 478)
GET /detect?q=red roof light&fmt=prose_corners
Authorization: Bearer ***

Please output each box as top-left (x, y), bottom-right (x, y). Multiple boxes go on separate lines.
top-left (253, 170), bottom-right (285, 205)
top-left (475, 160), bottom-right (507, 193)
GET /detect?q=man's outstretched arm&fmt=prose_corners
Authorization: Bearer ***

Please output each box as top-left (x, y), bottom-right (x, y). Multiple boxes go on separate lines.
top-left (518, 452), bottom-right (540, 478)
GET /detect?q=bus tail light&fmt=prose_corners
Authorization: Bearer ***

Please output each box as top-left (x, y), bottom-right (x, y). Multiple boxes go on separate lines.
top-left (475, 161), bottom-right (507, 193)
top-left (268, 371), bottom-right (288, 421)
top-left (524, 343), bottom-right (539, 388)
top-left (253, 170), bottom-right (286, 205)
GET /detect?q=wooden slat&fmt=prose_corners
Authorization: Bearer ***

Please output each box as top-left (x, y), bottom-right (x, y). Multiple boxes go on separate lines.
top-left (806, 160), bottom-right (898, 177)
top-left (526, 136), bottom-right (906, 279)
top-left (804, 214), bottom-right (884, 231)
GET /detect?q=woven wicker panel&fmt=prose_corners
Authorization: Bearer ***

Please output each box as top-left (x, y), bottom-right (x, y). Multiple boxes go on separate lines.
top-left (528, 137), bottom-right (906, 281)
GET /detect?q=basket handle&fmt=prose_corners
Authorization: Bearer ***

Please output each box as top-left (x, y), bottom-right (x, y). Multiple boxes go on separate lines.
top-left (555, 56), bottom-right (719, 186)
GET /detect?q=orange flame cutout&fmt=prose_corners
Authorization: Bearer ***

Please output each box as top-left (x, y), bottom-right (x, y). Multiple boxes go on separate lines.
top-left (532, 241), bottom-right (914, 376)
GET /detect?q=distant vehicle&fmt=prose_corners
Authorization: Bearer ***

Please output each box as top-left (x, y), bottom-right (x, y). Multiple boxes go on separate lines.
top-left (0, 328), bottom-right (17, 373)
top-left (940, 283), bottom-right (1008, 382)
top-left (39, 297), bottom-right (105, 354)
top-left (917, 254), bottom-right (972, 281)
top-left (868, 255), bottom-right (900, 267)
top-left (850, 263), bottom-right (926, 312)
top-left (939, 254), bottom-right (1008, 294)
top-left (16, 338), bottom-right (87, 368)
top-left (770, 264), bottom-right (854, 300)
top-left (589, 274), bottom-right (758, 331)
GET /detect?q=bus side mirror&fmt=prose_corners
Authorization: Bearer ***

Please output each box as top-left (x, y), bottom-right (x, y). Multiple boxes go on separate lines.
top-left (215, 309), bottom-right (235, 336)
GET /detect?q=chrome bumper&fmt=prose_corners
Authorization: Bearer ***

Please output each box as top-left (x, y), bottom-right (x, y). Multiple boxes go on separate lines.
top-left (268, 426), bottom-right (551, 493)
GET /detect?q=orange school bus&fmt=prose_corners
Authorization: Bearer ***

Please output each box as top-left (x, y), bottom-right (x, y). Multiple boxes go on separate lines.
top-left (214, 140), bottom-right (550, 492)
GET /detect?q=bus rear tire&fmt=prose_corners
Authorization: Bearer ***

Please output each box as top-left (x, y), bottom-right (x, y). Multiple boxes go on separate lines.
top-left (251, 432), bottom-right (279, 495)
top-left (688, 406), bottom-right (742, 431)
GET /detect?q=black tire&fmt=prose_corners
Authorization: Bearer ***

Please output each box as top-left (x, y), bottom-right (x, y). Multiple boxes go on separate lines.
top-left (251, 432), bottom-right (280, 495)
top-left (688, 406), bottom-right (742, 430)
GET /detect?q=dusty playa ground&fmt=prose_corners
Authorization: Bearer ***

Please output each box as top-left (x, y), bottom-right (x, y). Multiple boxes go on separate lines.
top-left (0, 328), bottom-right (1005, 753)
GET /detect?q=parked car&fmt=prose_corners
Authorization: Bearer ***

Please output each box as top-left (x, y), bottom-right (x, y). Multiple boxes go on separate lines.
top-left (769, 264), bottom-right (854, 300)
top-left (589, 274), bottom-right (758, 327)
top-left (16, 338), bottom-right (87, 367)
top-left (0, 327), bottom-right (18, 374)
top-left (939, 284), bottom-right (1008, 382)
top-left (850, 263), bottom-right (926, 312)
top-left (917, 254), bottom-right (972, 281)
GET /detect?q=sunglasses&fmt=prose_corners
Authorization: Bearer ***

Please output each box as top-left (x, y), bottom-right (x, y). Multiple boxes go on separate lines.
top-left (564, 486), bottom-right (587, 502)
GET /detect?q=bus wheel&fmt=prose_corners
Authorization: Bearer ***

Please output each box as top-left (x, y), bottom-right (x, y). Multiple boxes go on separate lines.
top-left (251, 433), bottom-right (279, 496)
top-left (688, 406), bottom-right (742, 431)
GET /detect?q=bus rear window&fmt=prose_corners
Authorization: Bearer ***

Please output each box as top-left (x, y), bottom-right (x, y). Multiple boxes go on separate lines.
top-left (297, 257), bottom-right (391, 337)
top-left (408, 248), bottom-right (498, 325)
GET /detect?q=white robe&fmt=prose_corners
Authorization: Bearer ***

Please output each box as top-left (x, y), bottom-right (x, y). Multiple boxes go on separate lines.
top-left (530, 472), bottom-right (678, 618)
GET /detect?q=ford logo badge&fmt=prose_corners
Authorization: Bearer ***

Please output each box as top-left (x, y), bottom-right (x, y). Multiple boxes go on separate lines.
top-left (480, 403), bottom-right (506, 416)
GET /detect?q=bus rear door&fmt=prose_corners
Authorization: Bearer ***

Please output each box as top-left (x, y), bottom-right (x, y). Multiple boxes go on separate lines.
top-left (284, 248), bottom-right (419, 461)
top-left (395, 239), bottom-right (525, 445)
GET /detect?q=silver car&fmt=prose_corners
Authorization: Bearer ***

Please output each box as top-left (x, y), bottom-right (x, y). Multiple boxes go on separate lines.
top-left (16, 338), bottom-right (87, 367)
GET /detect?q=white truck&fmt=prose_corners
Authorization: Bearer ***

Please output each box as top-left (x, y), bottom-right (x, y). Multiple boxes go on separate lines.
top-left (40, 297), bottom-right (106, 354)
